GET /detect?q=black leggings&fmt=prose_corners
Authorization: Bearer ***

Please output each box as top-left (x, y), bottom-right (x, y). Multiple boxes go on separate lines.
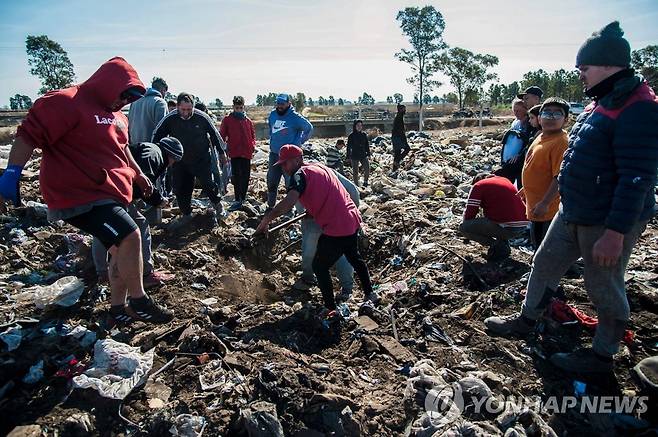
top-left (231, 158), bottom-right (251, 202)
top-left (65, 203), bottom-right (137, 249)
top-left (312, 231), bottom-right (373, 310)
top-left (172, 160), bottom-right (220, 215)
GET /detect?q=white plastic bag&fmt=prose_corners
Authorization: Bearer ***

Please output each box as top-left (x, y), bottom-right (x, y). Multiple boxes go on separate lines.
top-left (73, 339), bottom-right (154, 399)
top-left (15, 276), bottom-right (85, 309)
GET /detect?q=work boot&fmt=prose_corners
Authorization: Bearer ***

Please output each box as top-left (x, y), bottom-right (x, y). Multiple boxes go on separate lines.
top-left (484, 313), bottom-right (535, 337)
top-left (549, 348), bottom-right (614, 373)
top-left (292, 277), bottom-right (316, 291)
top-left (128, 296), bottom-right (174, 324)
top-left (336, 288), bottom-right (353, 303)
top-left (213, 201), bottom-right (225, 218)
top-left (487, 241), bottom-right (511, 262)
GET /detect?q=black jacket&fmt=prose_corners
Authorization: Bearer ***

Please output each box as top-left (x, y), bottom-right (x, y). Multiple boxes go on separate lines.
top-left (347, 131), bottom-right (370, 160)
top-left (392, 113), bottom-right (406, 138)
top-left (129, 142), bottom-right (167, 206)
top-left (152, 108), bottom-right (226, 166)
top-left (559, 73), bottom-right (658, 233)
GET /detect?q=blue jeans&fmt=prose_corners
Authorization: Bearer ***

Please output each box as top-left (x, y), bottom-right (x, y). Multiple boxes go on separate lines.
top-left (266, 152), bottom-right (290, 207)
top-left (301, 218), bottom-right (354, 291)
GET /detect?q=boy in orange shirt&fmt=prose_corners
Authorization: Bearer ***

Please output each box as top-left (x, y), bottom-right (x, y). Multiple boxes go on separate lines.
top-left (520, 97), bottom-right (570, 250)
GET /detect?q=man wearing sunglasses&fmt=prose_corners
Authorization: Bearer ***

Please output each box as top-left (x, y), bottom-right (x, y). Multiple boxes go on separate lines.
top-left (0, 57), bottom-right (174, 325)
top-left (485, 21), bottom-right (658, 373)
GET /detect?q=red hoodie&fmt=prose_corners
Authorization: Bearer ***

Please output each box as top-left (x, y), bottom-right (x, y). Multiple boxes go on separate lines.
top-left (17, 57), bottom-right (146, 209)
top-left (219, 113), bottom-right (256, 160)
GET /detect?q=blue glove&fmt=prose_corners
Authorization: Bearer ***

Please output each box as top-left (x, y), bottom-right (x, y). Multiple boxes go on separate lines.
top-left (0, 164), bottom-right (23, 205)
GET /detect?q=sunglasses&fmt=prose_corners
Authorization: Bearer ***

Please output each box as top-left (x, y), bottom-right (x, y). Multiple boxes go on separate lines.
top-left (540, 110), bottom-right (565, 120)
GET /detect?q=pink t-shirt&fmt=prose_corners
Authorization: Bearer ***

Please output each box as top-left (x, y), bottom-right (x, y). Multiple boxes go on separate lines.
top-left (290, 163), bottom-right (361, 237)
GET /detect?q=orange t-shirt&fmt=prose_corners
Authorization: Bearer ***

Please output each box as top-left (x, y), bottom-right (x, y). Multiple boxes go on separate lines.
top-left (521, 130), bottom-right (568, 222)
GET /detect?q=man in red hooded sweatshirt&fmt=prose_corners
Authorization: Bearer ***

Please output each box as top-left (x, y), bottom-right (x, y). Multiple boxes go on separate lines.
top-left (0, 57), bottom-right (173, 326)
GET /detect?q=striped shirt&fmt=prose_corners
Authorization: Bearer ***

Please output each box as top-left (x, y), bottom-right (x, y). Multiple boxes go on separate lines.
top-left (326, 146), bottom-right (344, 168)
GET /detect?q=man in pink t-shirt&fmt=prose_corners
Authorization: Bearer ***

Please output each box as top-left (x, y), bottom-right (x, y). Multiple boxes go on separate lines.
top-left (256, 145), bottom-right (377, 313)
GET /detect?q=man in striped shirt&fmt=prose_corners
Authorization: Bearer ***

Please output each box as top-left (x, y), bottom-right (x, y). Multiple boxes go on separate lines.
top-left (460, 173), bottom-right (529, 262)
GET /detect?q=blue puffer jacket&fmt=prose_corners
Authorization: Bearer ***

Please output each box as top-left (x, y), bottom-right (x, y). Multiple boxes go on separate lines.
top-left (558, 76), bottom-right (658, 234)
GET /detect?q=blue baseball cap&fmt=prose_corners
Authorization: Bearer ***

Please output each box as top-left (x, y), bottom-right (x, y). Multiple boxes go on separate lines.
top-left (276, 94), bottom-right (290, 105)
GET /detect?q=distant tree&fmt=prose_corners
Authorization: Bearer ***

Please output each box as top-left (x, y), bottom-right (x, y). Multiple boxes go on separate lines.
top-left (413, 94), bottom-right (419, 104)
top-left (214, 98), bottom-right (223, 108)
top-left (432, 95), bottom-right (440, 104)
top-left (487, 83), bottom-right (503, 106)
top-left (317, 96), bottom-right (326, 106)
top-left (423, 93), bottom-right (432, 104)
top-left (358, 92), bottom-right (375, 105)
top-left (256, 95), bottom-right (263, 106)
top-left (438, 47), bottom-right (498, 109)
top-left (393, 93), bottom-right (404, 104)
top-left (386, 96), bottom-right (393, 103)
top-left (337, 98), bottom-right (344, 106)
top-left (25, 35), bottom-right (75, 95)
top-left (442, 92), bottom-right (458, 104)
top-left (520, 69), bottom-right (551, 97)
top-left (308, 97), bottom-right (314, 106)
top-left (9, 94), bottom-right (33, 110)
top-left (395, 5), bottom-right (447, 131)
top-left (164, 91), bottom-right (176, 101)
top-left (293, 92), bottom-right (306, 109)
top-left (502, 81), bottom-right (520, 103)
top-left (632, 45), bottom-right (658, 90)
top-left (327, 95), bottom-right (335, 105)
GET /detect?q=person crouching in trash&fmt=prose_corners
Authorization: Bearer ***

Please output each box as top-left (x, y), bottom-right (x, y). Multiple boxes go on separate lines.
top-left (255, 144), bottom-right (378, 320)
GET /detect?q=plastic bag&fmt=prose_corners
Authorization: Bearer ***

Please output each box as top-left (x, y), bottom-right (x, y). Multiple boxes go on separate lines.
top-left (73, 339), bottom-right (154, 400)
top-left (0, 325), bottom-right (22, 351)
top-left (15, 276), bottom-right (85, 309)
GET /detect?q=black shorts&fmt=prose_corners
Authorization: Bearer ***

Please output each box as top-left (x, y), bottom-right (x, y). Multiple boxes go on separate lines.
top-left (65, 203), bottom-right (138, 249)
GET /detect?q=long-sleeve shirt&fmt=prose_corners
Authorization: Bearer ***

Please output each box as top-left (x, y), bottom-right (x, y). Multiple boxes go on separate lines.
top-left (325, 146), bottom-right (344, 168)
top-left (392, 113), bottom-right (406, 138)
top-left (128, 88), bottom-right (168, 144)
top-left (152, 108), bottom-right (226, 165)
top-left (464, 176), bottom-right (528, 229)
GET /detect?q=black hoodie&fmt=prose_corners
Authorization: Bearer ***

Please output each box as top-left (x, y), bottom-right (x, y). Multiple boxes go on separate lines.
top-left (347, 121), bottom-right (370, 160)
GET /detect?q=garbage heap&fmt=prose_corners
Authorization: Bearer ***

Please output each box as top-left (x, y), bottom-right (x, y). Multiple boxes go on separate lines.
top-left (1, 126), bottom-right (657, 436)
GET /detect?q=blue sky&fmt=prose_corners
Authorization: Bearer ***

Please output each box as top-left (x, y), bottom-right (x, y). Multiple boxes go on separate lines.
top-left (0, 0), bottom-right (656, 105)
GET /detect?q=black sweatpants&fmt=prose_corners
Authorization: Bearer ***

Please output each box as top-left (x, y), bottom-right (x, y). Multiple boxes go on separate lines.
top-left (312, 231), bottom-right (373, 310)
top-left (531, 220), bottom-right (551, 251)
top-left (172, 160), bottom-right (220, 215)
top-left (231, 157), bottom-right (251, 202)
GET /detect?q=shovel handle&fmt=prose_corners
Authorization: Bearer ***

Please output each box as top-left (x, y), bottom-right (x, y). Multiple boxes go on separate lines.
top-left (251, 212), bottom-right (307, 242)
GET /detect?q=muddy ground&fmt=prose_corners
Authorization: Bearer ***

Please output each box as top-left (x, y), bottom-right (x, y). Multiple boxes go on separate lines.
top-left (1, 126), bottom-right (657, 436)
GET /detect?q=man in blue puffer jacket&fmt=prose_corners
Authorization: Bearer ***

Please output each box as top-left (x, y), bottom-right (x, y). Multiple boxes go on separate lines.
top-left (266, 94), bottom-right (313, 208)
top-left (484, 21), bottom-right (658, 373)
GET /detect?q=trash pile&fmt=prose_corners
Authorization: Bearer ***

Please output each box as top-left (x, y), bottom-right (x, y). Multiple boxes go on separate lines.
top-left (1, 124), bottom-right (657, 435)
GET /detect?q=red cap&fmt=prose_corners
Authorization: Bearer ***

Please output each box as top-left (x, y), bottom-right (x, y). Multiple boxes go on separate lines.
top-left (274, 144), bottom-right (303, 166)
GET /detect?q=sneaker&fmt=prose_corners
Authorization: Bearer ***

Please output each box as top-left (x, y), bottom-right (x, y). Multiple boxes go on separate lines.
top-left (484, 313), bottom-right (535, 337)
top-left (128, 296), bottom-right (174, 324)
top-left (364, 291), bottom-right (380, 304)
top-left (337, 289), bottom-right (353, 303)
top-left (107, 305), bottom-right (134, 327)
top-left (228, 200), bottom-right (243, 212)
top-left (168, 214), bottom-right (193, 231)
top-left (549, 348), bottom-right (614, 373)
top-left (292, 277), bottom-right (316, 291)
top-left (143, 270), bottom-right (174, 289)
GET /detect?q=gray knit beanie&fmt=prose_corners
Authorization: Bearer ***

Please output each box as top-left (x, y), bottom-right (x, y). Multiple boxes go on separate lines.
top-left (576, 21), bottom-right (631, 67)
